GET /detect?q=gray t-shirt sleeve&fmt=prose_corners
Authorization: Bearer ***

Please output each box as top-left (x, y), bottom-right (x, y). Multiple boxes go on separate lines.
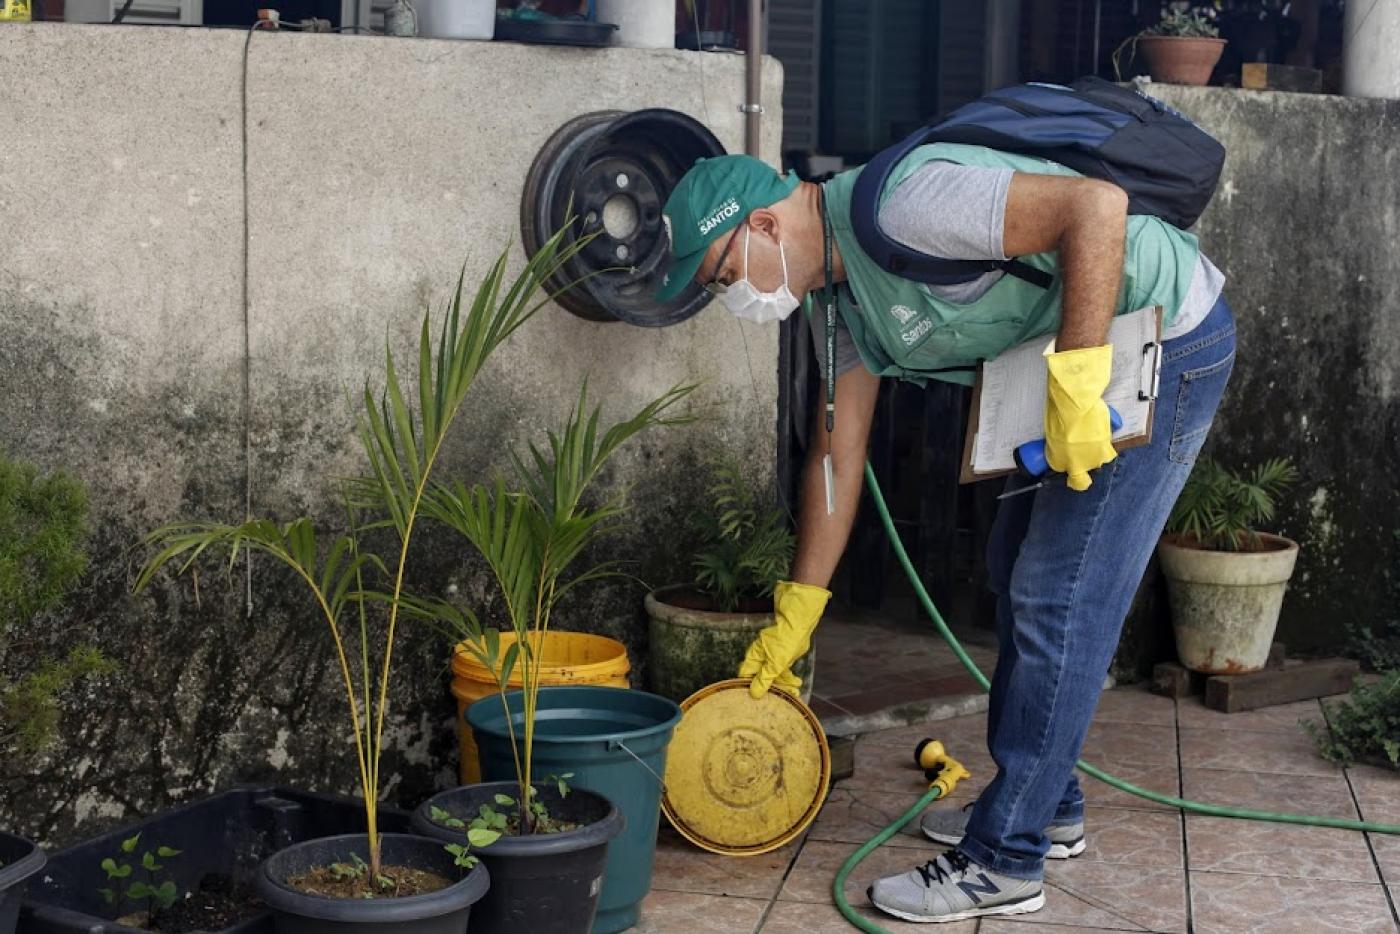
top-left (808, 297), bottom-right (865, 378)
top-left (877, 161), bottom-right (1014, 261)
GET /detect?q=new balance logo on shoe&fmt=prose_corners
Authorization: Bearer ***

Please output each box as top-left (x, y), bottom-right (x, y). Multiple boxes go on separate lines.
top-left (956, 872), bottom-right (1001, 905)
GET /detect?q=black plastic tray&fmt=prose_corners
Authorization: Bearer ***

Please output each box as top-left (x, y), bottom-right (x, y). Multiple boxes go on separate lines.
top-left (20, 786), bottom-right (409, 934)
top-left (494, 18), bottom-right (617, 47)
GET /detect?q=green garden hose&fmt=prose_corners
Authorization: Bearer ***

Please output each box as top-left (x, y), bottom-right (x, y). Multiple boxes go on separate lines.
top-left (833, 462), bottom-right (1400, 934)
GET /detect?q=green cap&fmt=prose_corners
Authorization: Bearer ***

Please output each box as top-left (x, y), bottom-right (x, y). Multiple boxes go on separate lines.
top-left (655, 155), bottom-right (801, 302)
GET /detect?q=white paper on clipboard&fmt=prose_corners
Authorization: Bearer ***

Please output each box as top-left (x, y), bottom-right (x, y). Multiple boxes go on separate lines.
top-left (968, 306), bottom-right (1163, 476)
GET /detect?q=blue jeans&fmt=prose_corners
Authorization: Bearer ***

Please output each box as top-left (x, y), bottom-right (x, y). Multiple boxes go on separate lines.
top-left (955, 296), bottom-right (1236, 881)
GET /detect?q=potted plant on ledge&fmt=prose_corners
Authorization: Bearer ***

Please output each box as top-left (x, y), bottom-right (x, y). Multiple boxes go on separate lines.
top-left (644, 455), bottom-right (807, 703)
top-left (1132, 2), bottom-right (1227, 86)
top-left (1158, 457), bottom-right (1300, 675)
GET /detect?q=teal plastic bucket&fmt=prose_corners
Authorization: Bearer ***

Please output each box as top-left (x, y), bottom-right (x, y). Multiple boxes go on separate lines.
top-left (467, 685), bottom-right (682, 934)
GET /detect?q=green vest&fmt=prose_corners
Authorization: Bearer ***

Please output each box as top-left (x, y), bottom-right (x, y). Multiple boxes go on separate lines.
top-left (819, 142), bottom-right (1200, 386)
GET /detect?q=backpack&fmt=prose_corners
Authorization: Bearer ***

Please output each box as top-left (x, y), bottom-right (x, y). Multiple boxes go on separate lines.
top-left (849, 76), bottom-right (1226, 289)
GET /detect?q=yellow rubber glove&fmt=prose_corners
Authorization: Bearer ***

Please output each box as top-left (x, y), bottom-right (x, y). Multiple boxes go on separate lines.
top-left (737, 580), bottom-right (831, 699)
top-left (1043, 343), bottom-right (1118, 492)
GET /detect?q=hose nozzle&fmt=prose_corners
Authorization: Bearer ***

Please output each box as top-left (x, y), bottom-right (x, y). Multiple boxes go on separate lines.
top-left (913, 738), bottom-right (972, 798)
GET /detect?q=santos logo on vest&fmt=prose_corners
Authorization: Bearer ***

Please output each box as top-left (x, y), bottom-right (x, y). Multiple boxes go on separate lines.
top-left (889, 304), bottom-right (918, 326)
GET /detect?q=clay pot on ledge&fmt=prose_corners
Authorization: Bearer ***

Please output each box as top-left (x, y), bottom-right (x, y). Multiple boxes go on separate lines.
top-left (1139, 36), bottom-right (1227, 86)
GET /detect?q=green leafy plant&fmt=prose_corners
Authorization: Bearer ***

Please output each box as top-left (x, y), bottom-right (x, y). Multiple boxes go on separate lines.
top-left (1165, 458), bottom-right (1299, 552)
top-left (1306, 670), bottom-right (1400, 769)
top-left (691, 455), bottom-right (794, 612)
top-left (0, 453), bottom-right (111, 755)
top-left (1144, 2), bottom-right (1221, 37)
top-left (1347, 530), bottom-right (1400, 673)
top-left (134, 223), bottom-right (602, 882)
top-left (97, 833), bottom-right (183, 918)
top-left (429, 774), bottom-right (576, 843)
top-left (427, 805), bottom-right (504, 870)
top-left (422, 381), bottom-right (694, 834)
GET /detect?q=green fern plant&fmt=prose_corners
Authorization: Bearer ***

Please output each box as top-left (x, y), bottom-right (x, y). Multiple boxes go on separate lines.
top-left (0, 454), bottom-right (111, 755)
top-left (1166, 458), bottom-right (1299, 552)
top-left (691, 456), bottom-right (794, 613)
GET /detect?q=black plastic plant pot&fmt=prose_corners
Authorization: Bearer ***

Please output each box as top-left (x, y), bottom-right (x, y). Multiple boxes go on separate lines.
top-left (22, 785), bottom-right (411, 934)
top-left (0, 830), bottom-right (45, 934)
top-left (257, 833), bottom-right (488, 934)
top-left (411, 782), bottom-right (624, 934)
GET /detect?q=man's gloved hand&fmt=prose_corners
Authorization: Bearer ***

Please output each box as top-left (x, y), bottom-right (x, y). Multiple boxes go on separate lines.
top-left (1043, 343), bottom-right (1118, 492)
top-left (737, 580), bottom-right (831, 699)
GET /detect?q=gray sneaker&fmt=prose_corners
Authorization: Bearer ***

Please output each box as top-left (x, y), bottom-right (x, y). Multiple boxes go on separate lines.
top-left (920, 802), bottom-right (1086, 859)
top-left (867, 849), bottom-right (1045, 923)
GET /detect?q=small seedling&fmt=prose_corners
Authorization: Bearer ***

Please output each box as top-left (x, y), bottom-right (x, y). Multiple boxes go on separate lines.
top-left (444, 828), bottom-right (501, 871)
top-left (429, 805), bottom-right (466, 829)
top-left (327, 850), bottom-right (397, 895)
top-left (97, 833), bottom-right (183, 918)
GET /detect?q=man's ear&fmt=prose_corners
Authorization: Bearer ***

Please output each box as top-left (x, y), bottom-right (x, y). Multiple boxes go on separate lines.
top-left (748, 208), bottom-right (780, 240)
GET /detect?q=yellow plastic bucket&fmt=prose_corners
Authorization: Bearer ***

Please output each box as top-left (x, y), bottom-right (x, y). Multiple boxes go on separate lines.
top-left (451, 630), bottom-right (631, 784)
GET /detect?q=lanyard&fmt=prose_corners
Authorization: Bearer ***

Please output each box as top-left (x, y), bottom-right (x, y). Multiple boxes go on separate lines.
top-left (820, 189), bottom-right (835, 435)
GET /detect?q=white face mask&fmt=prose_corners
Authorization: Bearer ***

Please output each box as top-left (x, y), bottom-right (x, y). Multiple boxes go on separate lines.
top-left (719, 228), bottom-right (801, 324)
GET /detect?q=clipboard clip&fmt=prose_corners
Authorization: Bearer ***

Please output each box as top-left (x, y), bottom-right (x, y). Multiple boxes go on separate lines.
top-left (1139, 341), bottom-right (1163, 402)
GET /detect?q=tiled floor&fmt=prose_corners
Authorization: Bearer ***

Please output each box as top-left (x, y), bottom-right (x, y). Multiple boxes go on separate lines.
top-left (641, 683), bottom-right (1400, 933)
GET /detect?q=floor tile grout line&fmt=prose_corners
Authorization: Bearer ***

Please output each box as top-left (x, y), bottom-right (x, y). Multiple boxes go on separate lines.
top-left (1182, 867), bottom-right (1393, 884)
top-left (1173, 694), bottom-right (1196, 934)
top-left (753, 831), bottom-right (811, 932)
top-left (1334, 693), bottom-right (1400, 929)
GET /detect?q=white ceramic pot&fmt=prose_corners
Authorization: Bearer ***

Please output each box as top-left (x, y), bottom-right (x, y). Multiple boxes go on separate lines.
top-left (416, 0), bottom-right (495, 40)
top-left (597, 0), bottom-right (674, 48)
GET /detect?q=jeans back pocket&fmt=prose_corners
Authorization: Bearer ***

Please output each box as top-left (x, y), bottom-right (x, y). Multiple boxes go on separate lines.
top-left (1168, 350), bottom-right (1235, 466)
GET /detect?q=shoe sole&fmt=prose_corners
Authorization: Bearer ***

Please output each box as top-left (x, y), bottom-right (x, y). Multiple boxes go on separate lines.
top-left (922, 828), bottom-right (1086, 860)
top-left (868, 889), bottom-right (1046, 924)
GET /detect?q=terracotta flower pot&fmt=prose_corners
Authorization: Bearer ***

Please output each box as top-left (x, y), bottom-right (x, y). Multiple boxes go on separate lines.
top-left (1139, 36), bottom-right (1227, 86)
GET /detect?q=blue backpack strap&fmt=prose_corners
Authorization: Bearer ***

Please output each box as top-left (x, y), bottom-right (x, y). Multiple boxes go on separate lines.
top-left (849, 125), bottom-right (1054, 290)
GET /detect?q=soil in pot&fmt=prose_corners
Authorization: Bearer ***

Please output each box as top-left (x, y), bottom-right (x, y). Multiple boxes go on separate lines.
top-left (413, 782), bottom-right (623, 934)
top-left (257, 833), bottom-right (488, 934)
top-left (285, 864), bottom-right (451, 900)
top-left (115, 873), bottom-right (263, 932)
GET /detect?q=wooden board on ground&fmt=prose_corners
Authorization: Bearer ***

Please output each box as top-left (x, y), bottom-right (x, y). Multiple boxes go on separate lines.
top-left (1242, 63), bottom-right (1325, 93)
top-left (1203, 657), bottom-right (1359, 714)
top-left (1151, 643), bottom-right (1285, 698)
top-left (1151, 660), bottom-right (1206, 699)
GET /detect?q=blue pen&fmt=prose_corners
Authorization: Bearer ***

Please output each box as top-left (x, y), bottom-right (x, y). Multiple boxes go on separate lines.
top-left (998, 406), bottom-right (1123, 499)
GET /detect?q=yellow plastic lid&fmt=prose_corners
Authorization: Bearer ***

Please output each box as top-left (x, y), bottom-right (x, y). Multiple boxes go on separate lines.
top-left (661, 678), bottom-right (831, 856)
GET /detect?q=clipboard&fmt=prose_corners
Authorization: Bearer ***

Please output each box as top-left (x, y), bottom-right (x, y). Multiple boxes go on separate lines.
top-left (959, 306), bottom-right (1165, 484)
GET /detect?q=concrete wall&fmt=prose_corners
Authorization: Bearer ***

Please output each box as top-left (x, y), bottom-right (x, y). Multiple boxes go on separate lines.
top-left (0, 23), bottom-right (783, 842)
top-left (1149, 85), bottom-right (1400, 656)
